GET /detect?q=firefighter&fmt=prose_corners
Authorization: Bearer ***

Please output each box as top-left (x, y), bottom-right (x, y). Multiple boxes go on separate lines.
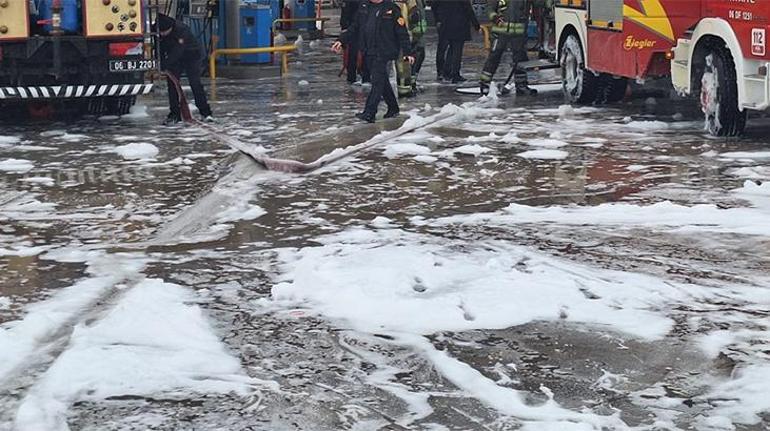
top-left (434, 0), bottom-right (480, 83)
top-left (394, 0), bottom-right (427, 97)
top-left (332, 0), bottom-right (415, 123)
top-left (340, 0), bottom-right (369, 84)
top-left (408, 0), bottom-right (429, 93)
top-left (479, 0), bottom-right (537, 96)
top-left (429, 0), bottom-right (449, 81)
top-left (155, 14), bottom-right (213, 125)
top-left (394, 0), bottom-right (415, 98)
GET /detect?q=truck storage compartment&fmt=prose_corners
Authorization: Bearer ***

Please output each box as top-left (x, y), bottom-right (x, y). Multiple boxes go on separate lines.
top-left (38, 0), bottom-right (81, 34)
top-left (82, 0), bottom-right (144, 38)
top-left (0, 1), bottom-right (30, 40)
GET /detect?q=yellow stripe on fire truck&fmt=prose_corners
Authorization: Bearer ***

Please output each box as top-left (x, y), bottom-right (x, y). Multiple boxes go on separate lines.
top-left (622, 0), bottom-right (675, 42)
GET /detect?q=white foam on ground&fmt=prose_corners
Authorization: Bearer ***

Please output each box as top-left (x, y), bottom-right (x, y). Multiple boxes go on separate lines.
top-left (113, 143), bottom-right (159, 160)
top-left (39, 130), bottom-right (65, 138)
top-left (499, 132), bottom-right (522, 144)
top-left (430, 199), bottom-right (770, 236)
top-left (0, 136), bottom-right (21, 146)
top-left (15, 279), bottom-right (268, 431)
top-left (217, 202), bottom-right (267, 223)
top-left (121, 103), bottom-right (150, 120)
top-left (719, 151), bottom-right (770, 160)
top-left (0, 244), bottom-right (50, 257)
top-left (56, 133), bottom-right (89, 143)
top-left (704, 364), bottom-right (770, 427)
top-left (14, 145), bottom-right (56, 152)
top-left (268, 228), bottom-right (681, 339)
top-left (0, 297), bottom-right (10, 310)
top-left (0, 194), bottom-right (56, 221)
top-left (465, 132), bottom-right (500, 142)
top-left (557, 104), bottom-right (574, 119)
top-left (0, 253), bottom-right (146, 384)
top-left (450, 144), bottom-right (491, 157)
top-left (624, 120), bottom-right (669, 131)
top-left (734, 180), bottom-right (770, 211)
top-left (383, 143), bottom-right (432, 159)
top-left (728, 167), bottom-right (770, 180)
top-left (370, 216), bottom-right (396, 228)
top-left (517, 149), bottom-right (568, 160)
top-left (0, 159), bottom-right (34, 173)
top-left (19, 177), bottom-right (54, 186)
top-left (312, 102), bottom-right (497, 167)
top-left (264, 228), bottom-right (708, 428)
top-left (414, 155), bottom-right (438, 164)
top-left (151, 158), bottom-right (269, 245)
top-left (527, 138), bottom-right (569, 148)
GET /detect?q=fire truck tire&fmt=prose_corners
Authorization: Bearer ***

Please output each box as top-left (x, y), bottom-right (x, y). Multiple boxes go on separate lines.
top-left (560, 32), bottom-right (601, 104)
top-left (104, 97), bottom-right (137, 116)
top-left (598, 76), bottom-right (628, 104)
top-left (85, 97), bottom-right (136, 117)
top-left (699, 46), bottom-right (746, 137)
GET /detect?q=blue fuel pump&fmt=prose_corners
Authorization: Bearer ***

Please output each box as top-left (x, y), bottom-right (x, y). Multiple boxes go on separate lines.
top-left (291, 0), bottom-right (316, 32)
top-left (239, 2), bottom-right (272, 63)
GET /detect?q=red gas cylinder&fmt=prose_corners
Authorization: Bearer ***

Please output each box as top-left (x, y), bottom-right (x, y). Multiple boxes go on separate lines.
top-left (282, 5), bottom-right (292, 30)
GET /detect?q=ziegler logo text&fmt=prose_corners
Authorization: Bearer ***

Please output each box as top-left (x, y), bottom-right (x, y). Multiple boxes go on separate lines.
top-left (624, 36), bottom-right (657, 51)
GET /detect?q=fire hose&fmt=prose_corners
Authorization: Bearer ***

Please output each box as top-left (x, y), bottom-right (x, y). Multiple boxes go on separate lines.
top-left (165, 73), bottom-right (456, 174)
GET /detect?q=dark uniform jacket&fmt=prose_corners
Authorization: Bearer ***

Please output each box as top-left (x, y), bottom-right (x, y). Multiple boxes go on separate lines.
top-left (160, 21), bottom-right (202, 69)
top-left (490, 0), bottom-right (530, 35)
top-left (340, 0), bottom-right (360, 29)
top-left (433, 0), bottom-right (480, 41)
top-left (340, 0), bottom-right (412, 61)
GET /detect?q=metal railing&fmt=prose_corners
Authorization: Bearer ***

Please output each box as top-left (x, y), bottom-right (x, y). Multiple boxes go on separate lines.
top-left (208, 17), bottom-right (330, 79)
top-left (208, 45), bottom-right (298, 79)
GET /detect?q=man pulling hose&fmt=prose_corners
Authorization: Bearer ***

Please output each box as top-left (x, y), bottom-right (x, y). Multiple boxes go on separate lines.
top-left (154, 14), bottom-right (214, 125)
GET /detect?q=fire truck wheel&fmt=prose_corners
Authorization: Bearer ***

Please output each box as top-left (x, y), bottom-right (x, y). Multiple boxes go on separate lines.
top-left (699, 47), bottom-right (746, 137)
top-left (598, 76), bottom-right (628, 104)
top-left (560, 32), bottom-right (601, 104)
top-left (104, 97), bottom-right (137, 116)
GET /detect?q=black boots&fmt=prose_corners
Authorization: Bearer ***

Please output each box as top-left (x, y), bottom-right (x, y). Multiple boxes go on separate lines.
top-left (355, 112), bottom-right (375, 123)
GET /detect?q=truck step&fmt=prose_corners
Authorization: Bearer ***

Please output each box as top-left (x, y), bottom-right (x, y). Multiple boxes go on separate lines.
top-left (744, 74), bottom-right (766, 82)
top-left (521, 59), bottom-right (560, 72)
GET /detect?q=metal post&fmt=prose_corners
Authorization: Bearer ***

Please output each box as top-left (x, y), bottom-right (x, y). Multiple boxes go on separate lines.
top-left (52, 0), bottom-right (62, 80)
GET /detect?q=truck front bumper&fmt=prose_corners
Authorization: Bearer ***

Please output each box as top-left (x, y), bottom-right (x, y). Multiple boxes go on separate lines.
top-left (0, 84), bottom-right (153, 100)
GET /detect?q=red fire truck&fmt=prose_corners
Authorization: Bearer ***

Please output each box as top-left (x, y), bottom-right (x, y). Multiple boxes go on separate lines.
top-left (0, 1), bottom-right (160, 118)
top-left (555, 0), bottom-right (770, 136)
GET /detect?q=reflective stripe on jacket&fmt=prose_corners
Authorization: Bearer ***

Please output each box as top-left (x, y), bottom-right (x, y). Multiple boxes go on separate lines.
top-left (489, 0), bottom-right (529, 35)
top-left (408, 0), bottom-right (428, 36)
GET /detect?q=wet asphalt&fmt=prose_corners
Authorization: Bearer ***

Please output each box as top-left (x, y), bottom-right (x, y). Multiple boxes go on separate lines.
top-left (1, 11), bottom-right (770, 431)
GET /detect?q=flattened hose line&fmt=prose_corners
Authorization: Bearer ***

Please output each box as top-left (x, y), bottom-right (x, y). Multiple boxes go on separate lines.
top-left (166, 74), bottom-right (457, 173)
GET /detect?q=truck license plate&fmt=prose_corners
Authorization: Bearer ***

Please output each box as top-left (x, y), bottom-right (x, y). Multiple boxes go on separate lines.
top-left (109, 59), bottom-right (157, 73)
